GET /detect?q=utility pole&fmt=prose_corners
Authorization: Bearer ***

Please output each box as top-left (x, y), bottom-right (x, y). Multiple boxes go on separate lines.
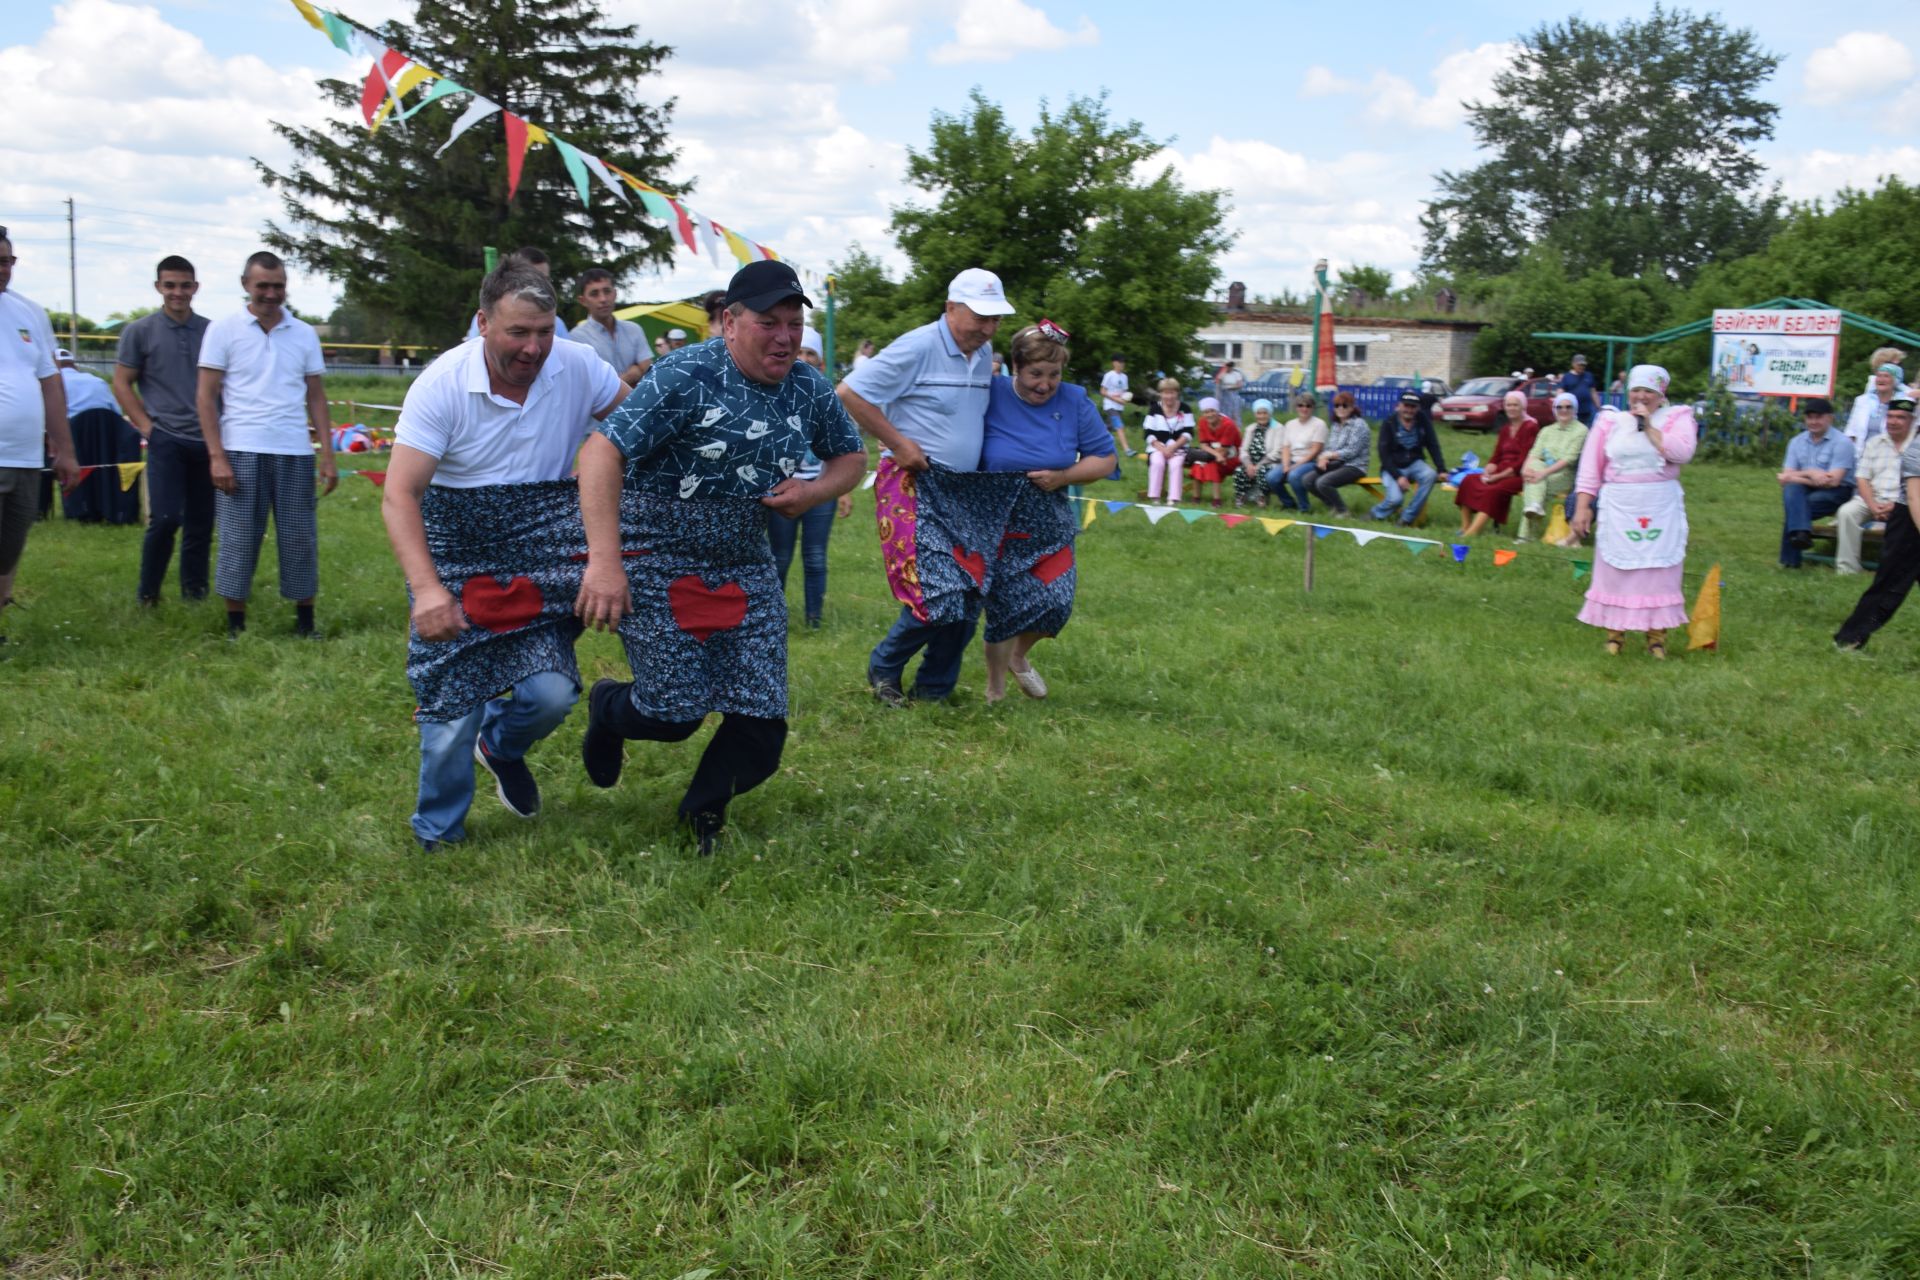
top-left (66, 197), bottom-right (78, 349)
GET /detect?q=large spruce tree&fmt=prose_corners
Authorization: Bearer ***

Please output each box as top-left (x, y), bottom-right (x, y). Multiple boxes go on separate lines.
top-left (257, 0), bottom-right (680, 344)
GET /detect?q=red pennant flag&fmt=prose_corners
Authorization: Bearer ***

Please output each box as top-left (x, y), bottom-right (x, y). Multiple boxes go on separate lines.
top-left (359, 49), bottom-right (409, 127)
top-left (1493, 548), bottom-right (1517, 566)
top-left (1218, 513), bottom-right (1248, 528)
top-left (756, 242), bottom-right (777, 260)
top-left (71, 466), bottom-right (97, 484)
top-left (664, 196), bottom-right (698, 252)
top-left (360, 470), bottom-right (388, 487)
top-left (503, 112), bottom-right (530, 200)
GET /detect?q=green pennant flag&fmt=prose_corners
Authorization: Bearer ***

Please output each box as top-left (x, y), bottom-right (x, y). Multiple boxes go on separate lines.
top-left (1178, 509), bottom-right (1209, 524)
top-left (1406, 542), bottom-right (1429, 557)
top-left (1572, 559), bottom-right (1591, 581)
top-left (552, 136), bottom-right (593, 206)
top-left (320, 10), bottom-right (357, 53)
top-left (399, 77), bottom-right (466, 120)
top-left (634, 188), bottom-right (676, 222)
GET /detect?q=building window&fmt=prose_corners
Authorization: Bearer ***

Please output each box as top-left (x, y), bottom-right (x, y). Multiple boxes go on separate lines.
top-left (1333, 343), bottom-right (1369, 364)
top-left (1259, 341), bottom-right (1305, 363)
top-left (1203, 341), bottom-right (1243, 361)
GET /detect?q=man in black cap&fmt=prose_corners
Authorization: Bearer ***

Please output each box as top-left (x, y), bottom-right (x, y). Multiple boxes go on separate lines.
top-left (1777, 396), bottom-right (1855, 568)
top-left (1835, 396), bottom-right (1920, 648)
top-left (572, 259), bottom-right (865, 852)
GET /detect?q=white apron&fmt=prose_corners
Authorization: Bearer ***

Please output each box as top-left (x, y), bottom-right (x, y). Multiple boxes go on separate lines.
top-left (1595, 409), bottom-right (1688, 571)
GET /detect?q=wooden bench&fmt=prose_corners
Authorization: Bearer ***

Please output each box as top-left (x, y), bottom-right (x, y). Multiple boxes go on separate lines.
top-left (1804, 517), bottom-right (1884, 570)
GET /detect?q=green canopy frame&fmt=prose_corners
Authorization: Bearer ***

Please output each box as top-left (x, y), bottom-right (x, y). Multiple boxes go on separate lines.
top-left (1533, 298), bottom-right (1920, 394)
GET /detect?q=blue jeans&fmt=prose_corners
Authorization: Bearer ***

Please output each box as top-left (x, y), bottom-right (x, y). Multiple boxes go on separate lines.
top-left (412, 669), bottom-right (578, 843)
top-left (868, 600), bottom-right (982, 701)
top-left (1780, 483), bottom-right (1849, 566)
top-left (1282, 461), bottom-right (1321, 512)
top-left (1106, 409), bottom-right (1125, 435)
top-left (1369, 461), bottom-right (1439, 524)
top-left (766, 499), bottom-right (835, 622)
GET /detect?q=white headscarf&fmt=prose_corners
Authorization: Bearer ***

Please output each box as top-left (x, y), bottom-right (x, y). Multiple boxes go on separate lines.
top-left (1627, 364), bottom-right (1670, 394)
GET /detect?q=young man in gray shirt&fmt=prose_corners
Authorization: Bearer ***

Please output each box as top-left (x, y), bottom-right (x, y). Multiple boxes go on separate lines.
top-left (114, 254), bottom-right (213, 604)
top-left (568, 268), bottom-right (650, 383)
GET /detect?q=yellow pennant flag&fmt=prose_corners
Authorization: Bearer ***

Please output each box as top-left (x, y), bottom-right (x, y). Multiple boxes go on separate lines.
top-left (371, 65), bottom-right (439, 129)
top-left (1081, 499), bottom-right (1097, 530)
top-left (717, 223), bottom-right (755, 266)
top-left (1258, 518), bottom-right (1294, 535)
top-left (525, 123), bottom-right (549, 146)
top-left (1544, 505), bottom-right (1570, 544)
top-left (117, 461), bottom-right (145, 491)
top-left (289, 0), bottom-right (328, 31)
top-left (1687, 563), bottom-right (1722, 651)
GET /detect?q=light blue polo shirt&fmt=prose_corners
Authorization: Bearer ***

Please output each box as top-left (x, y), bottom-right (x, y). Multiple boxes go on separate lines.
top-left (841, 315), bottom-right (992, 470)
top-left (1784, 429), bottom-right (1856, 485)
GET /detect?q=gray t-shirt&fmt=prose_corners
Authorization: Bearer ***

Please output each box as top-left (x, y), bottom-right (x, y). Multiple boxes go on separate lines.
top-left (1897, 436), bottom-right (1920, 506)
top-left (569, 315), bottom-right (647, 376)
top-left (116, 310), bottom-right (211, 439)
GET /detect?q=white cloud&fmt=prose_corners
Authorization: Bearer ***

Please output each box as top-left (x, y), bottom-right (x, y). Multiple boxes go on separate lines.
top-left (1802, 32), bottom-right (1914, 106)
top-left (1300, 42), bottom-right (1514, 132)
top-left (1767, 145), bottom-right (1920, 201)
top-left (929, 0), bottom-right (1097, 65)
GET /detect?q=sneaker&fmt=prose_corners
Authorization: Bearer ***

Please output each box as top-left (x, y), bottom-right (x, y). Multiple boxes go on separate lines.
top-left (1011, 663), bottom-right (1048, 700)
top-left (582, 678), bottom-right (629, 788)
top-left (1124, 449), bottom-right (1139, 458)
top-left (1788, 529), bottom-right (1813, 551)
top-left (870, 673), bottom-right (909, 709)
top-left (686, 810), bottom-right (724, 856)
top-left (474, 736), bottom-right (540, 818)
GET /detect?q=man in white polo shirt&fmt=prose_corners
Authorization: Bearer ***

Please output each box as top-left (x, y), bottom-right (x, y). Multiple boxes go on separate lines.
top-left (197, 251), bottom-right (338, 638)
top-left (839, 266), bottom-right (1011, 705)
top-left (0, 227), bottom-right (79, 642)
top-left (384, 263), bottom-right (628, 852)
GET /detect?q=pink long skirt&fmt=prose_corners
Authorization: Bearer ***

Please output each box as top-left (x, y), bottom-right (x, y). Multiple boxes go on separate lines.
top-left (1577, 559), bottom-right (1689, 631)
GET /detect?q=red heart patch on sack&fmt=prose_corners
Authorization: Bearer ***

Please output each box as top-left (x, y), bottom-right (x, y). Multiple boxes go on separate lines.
top-left (668, 575), bottom-right (748, 641)
top-left (1029, 545), bottom-right (1075, 585)
top-left (952, 545), bottom-right (986, 588)
top-left (461, 574), bottom-right (544, 633)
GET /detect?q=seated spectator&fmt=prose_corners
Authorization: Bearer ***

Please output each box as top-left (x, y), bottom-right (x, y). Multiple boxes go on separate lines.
top-left (55, 348), bottom-right (117, 415)
top-left (1518, 392), bottom-right (1588, 541)
top-left (1141, 377), bottom-right (1194, 504)
top-left (1235, 399), bottom-right (1281, 508)
top-left (1834, 396), bottom-right (1914, 575)
top-left (1310, 392), bottom-right (1371, 516)
top-left (55, 348), bottom-right (142, 525)
top-left (1843, 348), bottom-right (1912, 451)
top-left (1454, 390), bottom-right (1539, 538)
top-left (1369, 391), bottom-right (1447, 526)
top-left (1187, 396), bottom-right (1240, 506)
top-left (1269, 392), bottom-right (1326, 511)
top-left (1779, 397), bottom-right (1856, 568)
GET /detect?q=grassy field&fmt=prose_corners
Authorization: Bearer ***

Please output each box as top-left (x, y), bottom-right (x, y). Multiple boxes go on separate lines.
top-left (3, 397), bottom-right (1918, 1277)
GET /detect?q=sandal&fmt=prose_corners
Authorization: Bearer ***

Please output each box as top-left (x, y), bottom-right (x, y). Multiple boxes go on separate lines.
top-left (1646, 632), bottom-right (1667, 660)
top-left (1604, 631), bottom-right (1625, 656)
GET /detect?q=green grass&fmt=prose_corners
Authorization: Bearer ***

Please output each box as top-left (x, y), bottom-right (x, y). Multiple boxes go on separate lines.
top-left (3, 408), bottom-right (1918, 1277)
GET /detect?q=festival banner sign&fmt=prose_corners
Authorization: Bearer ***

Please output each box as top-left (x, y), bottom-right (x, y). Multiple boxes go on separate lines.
top-left (1710, 309), bottom-right (1840, 397)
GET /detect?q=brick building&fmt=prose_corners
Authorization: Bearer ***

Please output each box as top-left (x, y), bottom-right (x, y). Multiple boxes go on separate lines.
top-left (1194, 311), bottom-right (1485, 385)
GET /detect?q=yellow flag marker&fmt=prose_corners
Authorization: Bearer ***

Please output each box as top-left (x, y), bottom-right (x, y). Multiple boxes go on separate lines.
top-left (117, 461), bottom-right (146, 491)
top-left (1544, 505), bottom-right (1570, 544)
top-left (1081, 500), bottom-right (1097, 530)
top-left (1258, 518), bottom-right (1294, 535)
top-left (1687, 563), bottom-right (1722, 651)
top-left (290, 0), bottom-right (327, 31)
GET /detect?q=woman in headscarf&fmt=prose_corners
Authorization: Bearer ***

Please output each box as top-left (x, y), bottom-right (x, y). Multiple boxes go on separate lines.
top-left (1569, 365), bottom-right (1698, 658)
top-left (1843, 348), bottom-right (1913, 452)
top-left (1186, 396), bottom-right (1241, 507)
top-left (1453, 390), bottom-right (1539, 538)
top-left (1517, 392), bottom-right (1588, 542)
top-left (1235, 399), bottom-right (1282, 507)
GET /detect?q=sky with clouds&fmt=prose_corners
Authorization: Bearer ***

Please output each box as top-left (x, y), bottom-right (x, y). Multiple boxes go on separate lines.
top-left (4, 0), bottom-right (1918, 329)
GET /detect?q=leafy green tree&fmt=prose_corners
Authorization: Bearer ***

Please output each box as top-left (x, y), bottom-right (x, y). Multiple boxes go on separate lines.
top-left (825, 245), bottom-right (906, 371)
top-left (883, 90), bottom-right (1231, 386)
top-left (1336, 264), bottom-right (1394, 301)
top-left (258, 0), bottom-right (680, 344)
top-left (1465, 246), bottom-right (1676, 380)
top-left (1421, 5), bottom-right (1782, 284)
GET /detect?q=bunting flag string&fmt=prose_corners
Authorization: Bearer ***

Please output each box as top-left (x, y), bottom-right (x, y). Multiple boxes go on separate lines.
top-left (289, 0), bottom-right (804, 276)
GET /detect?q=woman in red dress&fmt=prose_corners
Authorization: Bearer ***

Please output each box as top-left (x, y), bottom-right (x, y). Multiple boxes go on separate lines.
top-left (1187, 396), bottom-right (1242, 507)
top-left (1455, 390), bottom-right (1539, 537)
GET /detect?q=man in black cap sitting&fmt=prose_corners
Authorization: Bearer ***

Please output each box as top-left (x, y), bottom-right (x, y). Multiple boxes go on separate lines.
top-left (1777, 397), bottom-right (1855, 569)
top-left (572, 260), bottom-right (865, 852)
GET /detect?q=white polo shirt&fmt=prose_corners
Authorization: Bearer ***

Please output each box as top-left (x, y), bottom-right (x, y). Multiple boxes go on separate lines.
top-left (394, 336), bottom-right (625, 487)
top-left (0, 290), bottom-right (58, 468)
top-left (198, 306), bottom-right (326, 455)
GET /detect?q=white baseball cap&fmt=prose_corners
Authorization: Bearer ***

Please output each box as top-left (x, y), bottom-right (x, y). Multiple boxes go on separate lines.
top-left (666, 328), bottom-right (687, 339)
top-left (55, 347), bottom-right (75, 361)
top-left (799, 328), bottom-right (823, 354)
top-left (947, 267), bottom-right (1015, 316)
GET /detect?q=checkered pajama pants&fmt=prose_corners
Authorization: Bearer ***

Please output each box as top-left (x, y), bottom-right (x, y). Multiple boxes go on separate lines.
top-left (214, 450), bottom-right (319, 603)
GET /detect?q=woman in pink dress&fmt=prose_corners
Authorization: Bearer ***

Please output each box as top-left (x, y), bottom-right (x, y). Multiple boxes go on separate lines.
top-left (1569, 364), bottom-right (1698, 658)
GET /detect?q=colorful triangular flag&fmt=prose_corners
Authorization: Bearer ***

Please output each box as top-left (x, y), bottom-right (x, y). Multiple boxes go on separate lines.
top-left (1179, 509), bottom-right (1209, 524)
top-left (116, 461), bottom-right (145, 491)
top-left (1218, 513), bottom-right (1248, 528)
top-left (1258, 518), bottom-right (1293, 535)
top-left (502, 112), bottom-right (531, 199)
top-left (580, 150), bottom-right (629, 203)
top-left (1349, 529), bottom-right (1381, 546)
top-left (1572, 559), bottom-right (1591, 580)
top-left (1142, 506), bottom-right (1178, 525)
top-left (434, 95), bottom-right (498, 157)
top-left (359, 48), bottom-right (410, 128)
top-left (290, 0), bottom-right (327, 32)
top-left (1081, 500), bottom-right (1097, 529)
top-left (1406, 541), bottom-right (1429, 556)
top-left (552, 135), bottom-right (593, 206)
top-left (1104, 500), bottom-right (1131, 513)
top-left (1313, 525), bottom-right (1332, 539)
top-left (1450, 544), bottom-right (1470, 563)
top-left (371, 64), bottom-right (437, 130)
top-left (359, 470), bottom-right (387, 487)
top-left (1687, 563), bottom-right (1722, 651)
top-left (1493, 549), bottom-right (1517, 566)
top-left (319, 10), bottom-right (357, 54)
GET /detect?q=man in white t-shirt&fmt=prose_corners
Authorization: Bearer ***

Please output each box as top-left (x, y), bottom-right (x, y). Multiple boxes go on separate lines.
top-left (384, 263), bottom-right (629, 852)
top-left (0, 229), bottom-right (79, 640)
top-left (1099, 355), bottom-right (1136, 458)
top-left (197, 251), bottom-right (338, 638)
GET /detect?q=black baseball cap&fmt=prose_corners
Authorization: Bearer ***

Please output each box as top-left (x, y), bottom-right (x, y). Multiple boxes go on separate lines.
top-left (1889, 396), bottom-right (1917, 413)
top-left (1801, 397), bottom-right (1835, 415)
top-left (1398, 390), bottom-right (1422, 405)
top-left (723, 260), bottom-right (811, 312)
